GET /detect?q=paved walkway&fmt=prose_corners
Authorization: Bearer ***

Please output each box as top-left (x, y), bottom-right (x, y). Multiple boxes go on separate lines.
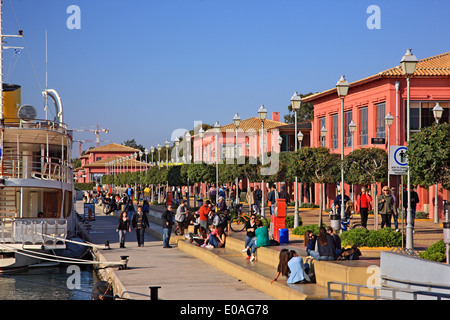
top-left (75, 201), bottom-right (273, 300)
top-left (76, 198), bottom-right (446, 300)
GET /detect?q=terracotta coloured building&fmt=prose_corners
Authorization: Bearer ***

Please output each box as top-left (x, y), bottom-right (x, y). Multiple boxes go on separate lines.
top-left (303, 51), bottom-right (450, 220)
top-left (74, 143), bottom-right (148, 184)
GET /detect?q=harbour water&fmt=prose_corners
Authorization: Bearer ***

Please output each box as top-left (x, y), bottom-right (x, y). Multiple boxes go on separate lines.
top-left (0, 265), bottom-right (98, 300)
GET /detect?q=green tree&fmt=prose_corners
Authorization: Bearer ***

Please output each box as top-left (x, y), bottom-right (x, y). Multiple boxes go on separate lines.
top-left (407, 123), bottom-right (450, 189)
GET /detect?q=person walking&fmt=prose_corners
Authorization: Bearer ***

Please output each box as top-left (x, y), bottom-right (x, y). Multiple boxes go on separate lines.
top-left (131, 205), bottom-right (149, 247)
top-left (124, 199), bottom-right (136, 221)
top-left (175, 200), bottom-right (188, 235)
top-left (403, 185), bottom-right (420, 232)
top-left (246, 187), bottom-right (255, 214)
top-left (254, 185), bottom-right (262, 214)
top-left (116, 211), bottom-right (131, 248)
top-left (356, 186), bottom-right (372, 228)
top-left (379, 186), bottom-right (396, 229)
top-left (267, 184), bottom-right (278, 215)
top-left (390, 187), bottom-right (399, 231)
top-left (278, 186), bottom-right (290, 204)
top-left (162, 204), bottom-right (174, 248)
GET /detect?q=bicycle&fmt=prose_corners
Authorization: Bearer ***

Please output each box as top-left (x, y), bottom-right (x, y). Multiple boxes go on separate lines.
top-left (230, 204), bottom-right (269, 232)
top-left (340, 213), bottom-right (365, 231)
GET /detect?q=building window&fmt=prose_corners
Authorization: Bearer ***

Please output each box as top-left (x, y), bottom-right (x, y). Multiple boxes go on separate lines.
top-left (344, 110), bottom-right (353, 147)
top-left (359, 107), bottom-right (368, 145)
top-left (331, 114), bottom-right (338, 149)
top-left (405, 101), bottom-right (449, 139)
top-left (319, 117), bottom-right (326, 147)
top-left (376, 102), bottom-right (386, 138)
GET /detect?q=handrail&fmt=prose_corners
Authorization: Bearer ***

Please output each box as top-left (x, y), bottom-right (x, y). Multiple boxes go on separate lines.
top-left (2, 117), bottom-right (68, 134)
top-left (0, 154), bottom-right (72, 183)
top-left (328, 280), bottom-right (450, 300)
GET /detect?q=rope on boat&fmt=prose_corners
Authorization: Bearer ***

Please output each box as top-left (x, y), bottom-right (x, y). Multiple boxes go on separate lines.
top-left (0, 243), bottom-right (124, 267)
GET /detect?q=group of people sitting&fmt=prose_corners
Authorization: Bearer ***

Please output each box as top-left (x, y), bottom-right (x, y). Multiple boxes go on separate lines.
top-left (304, 226), bottom-right (361, 261)
top-left (184, 199), bottom-right (230, 249)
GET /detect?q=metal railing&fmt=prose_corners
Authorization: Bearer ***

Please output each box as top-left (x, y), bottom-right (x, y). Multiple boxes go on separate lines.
top-left (327, 280), bottom-right (450, 300)
top-left (0, 155), bottom-right (72, 183)
top-left (0, 218), bottom-right (67, 245)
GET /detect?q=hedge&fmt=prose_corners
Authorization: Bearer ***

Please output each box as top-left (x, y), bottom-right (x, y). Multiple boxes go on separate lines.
top-left (341, 227), bottom-right (404, 247)
top-left (419, 240), bottom-right (446, 262)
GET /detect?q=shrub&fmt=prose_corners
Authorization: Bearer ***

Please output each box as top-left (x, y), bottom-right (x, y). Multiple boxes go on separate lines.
top-left (284, 215), bottom-right (302, 228)
top-left (292, 224), bottom-right (324, 236)
top-left (419, 240), bottom-right (446, 262)
top-left (341, 227), bottom-right (404, 247)
top-left (74, 182), bottom-right (95, 191)
top-left (300, 202), bottom-right (319, 208)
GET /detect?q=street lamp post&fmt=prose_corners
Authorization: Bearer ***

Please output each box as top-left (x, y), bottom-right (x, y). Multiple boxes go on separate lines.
top-left (291, 92), bottom-right (302, 228)
top-left (385, 112), bottom-right (394, 188)
top-left (258, 105), bottom-right (267, 218)
top-left (165, 140), bottom-right (170, 169)
top-left (320, 126), bottom-right (328, 226)
top-left (336, 75), bottom-right (349, 222)
top-left (233, 113), bottom-right (241, 209)
top-left (400, 48), bottom-right (418, 251)
top-left (348, 120), bottom-right (356, 201)
top-left (433, 102), bottom-right (444, 224)
top-left (297, 130), bottom-right (304, 209)
top-left (157, 143), bottom-right (162, 203)
top-left (214, 121), bottom-right (221, 205)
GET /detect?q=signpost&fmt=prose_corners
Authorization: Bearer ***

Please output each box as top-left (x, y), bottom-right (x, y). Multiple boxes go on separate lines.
top-left (389, 145), bottom-right (408, 175)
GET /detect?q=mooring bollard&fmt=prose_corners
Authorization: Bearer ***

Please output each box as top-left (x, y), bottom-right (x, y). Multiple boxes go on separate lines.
top-left (149, 286), bottom-right (161, 300)
top-left (119, 255), bottom-right (129, 270)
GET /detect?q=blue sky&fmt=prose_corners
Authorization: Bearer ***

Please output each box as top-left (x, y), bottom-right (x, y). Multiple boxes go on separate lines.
top-left (3, 0), bottom-right (450, 156)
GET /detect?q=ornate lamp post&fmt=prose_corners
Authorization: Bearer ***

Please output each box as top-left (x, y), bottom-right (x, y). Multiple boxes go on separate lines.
top-left (291, 92), bottom-right (302, 228)
top-left (336, 75), bottom-right (349, 222)
top-left (400, 49), bottom-right (418, 251)
top-left (258, 105), bottom-right (267, 218)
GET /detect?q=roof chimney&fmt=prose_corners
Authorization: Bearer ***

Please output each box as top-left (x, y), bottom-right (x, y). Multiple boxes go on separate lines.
top-left (272, 112), bottom-right (280, 122)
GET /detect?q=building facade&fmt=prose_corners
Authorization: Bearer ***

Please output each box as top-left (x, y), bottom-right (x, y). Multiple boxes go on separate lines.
top-left (303, 51), bottom-right (450, 219)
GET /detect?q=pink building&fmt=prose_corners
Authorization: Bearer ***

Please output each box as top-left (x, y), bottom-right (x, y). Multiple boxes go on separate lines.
top-left (75, 143), bottom-right (147, 184)
top-left (303, 51), bottom-right (450, 219)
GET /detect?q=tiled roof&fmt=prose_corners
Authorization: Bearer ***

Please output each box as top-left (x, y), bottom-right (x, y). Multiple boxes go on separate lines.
top-left (379, 51), bottom-right (450, 77)
top-left (86, 143), bottom-right (139, 154)
top-left (219, 117), bottom-right (288, 132)
top-left (303, 51), bottom-right (450, 102)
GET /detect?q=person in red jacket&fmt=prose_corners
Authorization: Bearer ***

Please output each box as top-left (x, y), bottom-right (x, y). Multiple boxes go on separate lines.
top-left (198, 200), bottom-right (212, 230)
top-left (356, 187), bottom-right (372, 228)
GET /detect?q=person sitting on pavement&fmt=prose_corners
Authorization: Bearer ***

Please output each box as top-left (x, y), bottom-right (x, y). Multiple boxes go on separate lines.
top-left (326, 226), bottom-right (342, 258)
top-left (286, 250), bottom-right (310, 284)
top-left (304, 230), bottom-right (317, 257)
top-left (307, 227), bottom-right (337, 261)
top-left (271, 249), bottom-right (290, 284)
top-left (242, 213), bottom-right (258, 261)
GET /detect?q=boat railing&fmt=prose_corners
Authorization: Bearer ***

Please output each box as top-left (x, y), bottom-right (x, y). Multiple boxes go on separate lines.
top-left (0, 155), bottom-right (72, 183)
top-left (0, 218), bottom-right (67, 246)
top-left (2, 118), bottom-right (68, 134)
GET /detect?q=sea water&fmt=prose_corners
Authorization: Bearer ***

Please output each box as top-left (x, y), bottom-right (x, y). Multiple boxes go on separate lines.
top-left (0, 265), bottom-right (98, 300)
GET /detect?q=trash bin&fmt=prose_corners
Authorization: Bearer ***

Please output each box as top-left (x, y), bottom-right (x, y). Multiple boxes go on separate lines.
top-left (279, 228), bottom-right (289, 244)
top-left (443, 222), bottom-right (450, 244)
top-left (330, 214), bottom-right (341, 231)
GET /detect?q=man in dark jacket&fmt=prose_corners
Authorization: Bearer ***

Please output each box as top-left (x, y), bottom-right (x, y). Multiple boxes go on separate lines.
top-left (403, 185), bottom-right (420, 230)
top-left (132, 205), bottom-right (149, 247)
top-left (278, 186), bottom-right (290, 204)
top-left (162, 205), bottom-right (174, 248)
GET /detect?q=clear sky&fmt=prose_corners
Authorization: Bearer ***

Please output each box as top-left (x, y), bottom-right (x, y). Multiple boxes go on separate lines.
top-left (3, 0), bottom-right (450, 156)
